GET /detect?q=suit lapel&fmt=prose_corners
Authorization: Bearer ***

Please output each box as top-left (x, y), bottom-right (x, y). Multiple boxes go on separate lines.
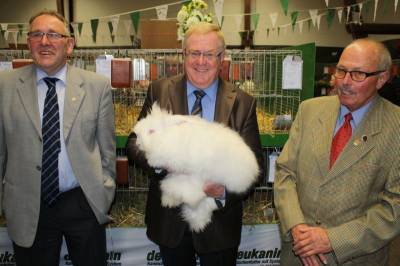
top-left (322, 97), bottom-right (381, 185)
top-left (168, 74), bottom-right (189, 115)
top-left (312, 97), bottom-right (340, 177)
top-left (63, 66), bottom-right (86, 141)
top-left (16, 65), bottom-right (42, 137)
top-left (214, 79), bottom-right (236, 124)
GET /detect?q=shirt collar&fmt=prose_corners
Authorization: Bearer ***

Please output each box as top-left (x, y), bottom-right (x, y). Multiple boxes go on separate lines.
top-left (186, 79), bottom-right (218, 102)
top-left (36, 64), bottom-right (67, 84)
top-left (339, 99), bottom-right (374, 128)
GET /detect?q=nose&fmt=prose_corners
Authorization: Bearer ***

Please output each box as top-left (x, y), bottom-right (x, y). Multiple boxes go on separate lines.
top-left (40, 34), bottom-right (51, 45)
top-left (342, 71), bottom-right (352, 85)
top-left (197, 53), bottom-right (206, 64)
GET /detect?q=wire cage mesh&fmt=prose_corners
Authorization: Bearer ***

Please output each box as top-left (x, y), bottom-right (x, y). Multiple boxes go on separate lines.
top-left (0, 48), bottom-right (303, 226)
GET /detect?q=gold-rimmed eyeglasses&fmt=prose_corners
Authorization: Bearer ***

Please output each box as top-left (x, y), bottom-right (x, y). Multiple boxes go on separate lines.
top-left (334, 67), bottom-right (385, 82)
top-left (28, 31), bottom-right (69, 42)
top-left (185, 49), bottom-right (223, 61)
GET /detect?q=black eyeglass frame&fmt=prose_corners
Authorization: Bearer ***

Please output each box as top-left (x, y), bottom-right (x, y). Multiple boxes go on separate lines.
top-left (27, 31), bottom-right (70, 41)
top-left (334, 67), bottom-right (386, 82)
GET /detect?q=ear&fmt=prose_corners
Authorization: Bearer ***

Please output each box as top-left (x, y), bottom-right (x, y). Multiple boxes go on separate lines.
top-left (376, 70), bottom-right (390, 90)
top-left (66, 37), bottom-right (75, 56)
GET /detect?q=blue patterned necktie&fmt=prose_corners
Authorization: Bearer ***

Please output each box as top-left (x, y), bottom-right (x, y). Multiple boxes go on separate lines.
top-left (191, 90), bottom-right (206, 116)
top-left (41, 77), bottom-right (61, 206)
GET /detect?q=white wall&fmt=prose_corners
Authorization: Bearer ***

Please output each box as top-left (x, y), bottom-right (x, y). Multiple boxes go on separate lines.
top-left (0, 0), bottom-right (399, 48)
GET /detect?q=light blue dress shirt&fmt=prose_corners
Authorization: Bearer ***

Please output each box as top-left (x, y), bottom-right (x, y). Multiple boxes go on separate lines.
top-left (334, 99), bottom-right (374, 135)
top-left (36, 65), bottom-right (79, 192)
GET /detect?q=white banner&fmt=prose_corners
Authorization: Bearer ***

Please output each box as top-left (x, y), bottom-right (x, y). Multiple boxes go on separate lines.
top-left (0, 225), bottom-right (281, 266)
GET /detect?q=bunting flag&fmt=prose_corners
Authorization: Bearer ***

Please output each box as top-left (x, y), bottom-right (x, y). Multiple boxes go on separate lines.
top-left (325, 0), bottom-right (329, 7)
top-left (337, 8), bottom-right (343, 23)
top-left (0, 30), bottom-right (4, 40)
top-left (326, 9), bottom-right (335, 28)
top-left (107, 21), bottom-right (115, 42)
top-left (155, 5), bottom-right (168, 20)
top-left (298, 20), bottom-right (304, 33)
top-left (238, 31), bottom-right (245, 40)
top-left (346, 6), bottom-right (351, 22)
top-left (280, 0), bottom-right (289, 16)
top-left (396, 0), bottom-right (399, 12)
top-left (17, 24), bottom-right (23, 41)
top-left (309, 9), bottom-right (318, 27)
top-left (283, 25), bottom-right (288, 35)
top-left (4, 30), bottom-right (9, 41)
top-left (374, 0), bottom-right (379, 21)
top-left (269, 12), bottom-right (278, 27)
top-left (78, 23), bottom-right (83, 36)
top-left (109, 15), bottom-right (120, 36)
top-left (9, 31), bottom-right (17, 48)
top-left (0, 23), bottom-right (7, 31)
top-left (307, 20), bottom-right (312, 31)
top-left (316, 14), bottom-right (322, 30)
top-left (364, 0), bottom-right (372, 14)
top-left (214, 0), bottom-right (224, 27)
top-left (266, 28), bottom-right (270, 37)
top-left (90, 19), bottom-right (99, 42)
top-left (277, 27), bottom-right (280, 36)
top-left (123, 19), bottom-right (132, 36)
top-left (251, 13), bottom-right (260, 30)
top-left (290, 11), bottom-right (298, 31)
top-left (358, 3), bottom-right (363, 22)
top-left (234, 15), bottom-right (242, 30)
top-left (130, 11), bottom-right (140, 35)
top-left (220, 16), bottom-right (225, 28)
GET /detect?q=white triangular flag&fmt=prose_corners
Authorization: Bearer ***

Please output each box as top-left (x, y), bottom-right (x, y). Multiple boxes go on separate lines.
top-left (10, 31), bottom-right (17, 48)
top-left (269, 12), bottom-right (278, 27)
top-left (337, 8), bottom-right (343, 23)
top-left (325, 0), bottom-right (329, 7)
top-left (123, 19), bottom-right (132, 35)
top-left (155, 5), bottom-right (168, 20)
top-left (110, 15), bottom-right (120, 35)
top-left (316, 14), bottom-right (322, 30)
top-left (4, 30), bottom-right (9, 41)
top-left (374, 0), bottom-right (379, 21)
top-left (358, 3), bottom-right (363, 22)
top-left (214, 0), bottom-right (224, 27)
top-left (309, 9), bottom-right (318, 27)
top-left (395, 0), bottom-right (399, 12)
top-left (283, 25), bottom-right (288, 35)
top-left (298, 20), bottom-right (304, 33)
top-left (346, 6), bottom-right (351, 22)
top-left (0, 23), bottom-right (7, 31)
top-left (70, 22), bottom-right (79, 37)
top-left (234, 15), bottom-right (242, 30)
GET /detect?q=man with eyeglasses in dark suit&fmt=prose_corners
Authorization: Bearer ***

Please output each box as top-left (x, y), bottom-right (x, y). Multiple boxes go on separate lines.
top-left (127, 22), bottom-right (264, 266)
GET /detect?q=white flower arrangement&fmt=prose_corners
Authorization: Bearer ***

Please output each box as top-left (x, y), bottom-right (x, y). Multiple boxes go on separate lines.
top-left (177, 0), bottom-right (213, 40)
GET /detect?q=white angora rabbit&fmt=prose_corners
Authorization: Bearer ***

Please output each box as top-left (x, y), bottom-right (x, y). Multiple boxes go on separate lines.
top-left (133, 103), bottom-right (259, 232)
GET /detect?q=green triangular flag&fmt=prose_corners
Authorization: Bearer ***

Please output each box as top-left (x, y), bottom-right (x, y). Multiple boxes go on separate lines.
top-left (326, 9), bottom-right (335, 28)
top-left (277, 27), bottom-right (281, 36)
top-left (130, 35), bottom-right (134, 44)
top-left (90, 19), bottom-right (99, 42)
top-left (17, 24), bottom-right (23, 41)
top-left (280, 0), bottom-right (289, 16)
top-left (239, 31), bottom-right (245, 39)
top-left (364, 0), bottom-right (372, 14)
top-left (383, 0), bottom-right (389, 14)
top-left (130, 11), bottom-right (141, 35)
top-left (251, 13), bottom-right (260, 30)
top-left (290, 11), bottom-right (298, 31)
top-left (307, 20), bottom-right (312, 31)
top-left (107, 21), bottom-right (115, 42)
top-left (266, 28), bottom-right (270, 37)
top-left (0, 30), bottom-right (4, 39)
top-left (220, 16), bottom-right (225, 28)
top-left (78, 23), bottom-right (83, 36)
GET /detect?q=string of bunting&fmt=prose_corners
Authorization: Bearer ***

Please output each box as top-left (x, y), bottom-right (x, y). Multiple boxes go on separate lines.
top-left (0, 0), bottom-right (397, 45)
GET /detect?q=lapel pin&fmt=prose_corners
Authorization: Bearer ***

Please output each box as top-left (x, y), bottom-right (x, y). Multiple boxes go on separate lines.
top-left (362, 135), bottom-right (368, 142)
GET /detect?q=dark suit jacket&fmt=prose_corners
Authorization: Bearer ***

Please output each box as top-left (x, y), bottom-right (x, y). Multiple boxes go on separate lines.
top-left (126, 74), bottom-right (263, 253)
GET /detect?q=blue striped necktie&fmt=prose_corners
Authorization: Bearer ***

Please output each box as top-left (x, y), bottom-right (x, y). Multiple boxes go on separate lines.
top-left (41, 77), bottom-right (61, 206)
top-left (191, 90), bottom-right (206, 116)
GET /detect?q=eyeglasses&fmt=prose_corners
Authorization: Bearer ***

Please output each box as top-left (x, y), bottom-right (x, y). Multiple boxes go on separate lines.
top-left (28, 31), bottom-right (69, 42)
top-left (334, 67), bottom-right (385, 82)
top-left (185, 50), bottom-right (223, 61)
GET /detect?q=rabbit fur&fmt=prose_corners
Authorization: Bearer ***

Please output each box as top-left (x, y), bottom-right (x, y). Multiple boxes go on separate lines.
top-left (133, 103), bottom-right (259, 232)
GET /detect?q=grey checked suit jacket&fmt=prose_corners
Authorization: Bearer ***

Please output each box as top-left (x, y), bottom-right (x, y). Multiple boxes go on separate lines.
top-left (274, 95), bottom-right (400, 265)
top-left (0, 64), bottom-right (116, 247)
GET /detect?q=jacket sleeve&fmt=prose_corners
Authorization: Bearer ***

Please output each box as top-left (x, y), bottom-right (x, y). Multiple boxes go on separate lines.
top-left (273, 102), bottom-right (306, 239)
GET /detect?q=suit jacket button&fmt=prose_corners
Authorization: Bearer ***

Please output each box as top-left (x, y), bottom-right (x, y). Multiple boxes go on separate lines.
top-left (36, 166), bottom-right (42, 171)
top-left (316, 220), bottom-right (321, 225)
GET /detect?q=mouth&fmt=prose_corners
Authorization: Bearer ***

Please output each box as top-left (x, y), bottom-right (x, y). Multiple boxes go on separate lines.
top-left (39, 50), bottom-right (54, 56)
top-left (339, 86), bottom-right (354, 96)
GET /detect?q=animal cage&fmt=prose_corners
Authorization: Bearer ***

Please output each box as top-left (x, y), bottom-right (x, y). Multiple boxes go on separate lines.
top-left (0, 47), bottom-right (306, 226)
